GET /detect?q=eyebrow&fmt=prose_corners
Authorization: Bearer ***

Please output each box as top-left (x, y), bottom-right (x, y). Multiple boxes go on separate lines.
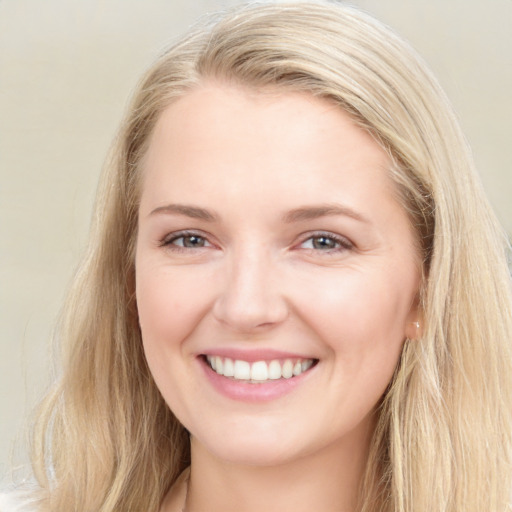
top-left (148, 202), bottom-right (369, 224)
top-left (283, 204), bottom-right (369, 224)
top-left (149, 204), bottom-right (217, 221)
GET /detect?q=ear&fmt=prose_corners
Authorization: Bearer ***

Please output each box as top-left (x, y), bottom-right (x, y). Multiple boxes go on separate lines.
top-left (405, 293), bottom-right (423, 341)
top-left (405, 319), bottom-right (422, 341)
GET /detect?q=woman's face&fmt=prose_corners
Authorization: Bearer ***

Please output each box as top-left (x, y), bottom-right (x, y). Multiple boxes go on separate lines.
top-left (136, 83), bottom-right (421, 466)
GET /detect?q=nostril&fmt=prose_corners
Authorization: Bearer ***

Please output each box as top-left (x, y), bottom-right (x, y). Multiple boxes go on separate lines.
top-left (211, 288), bottom-right (289, 332)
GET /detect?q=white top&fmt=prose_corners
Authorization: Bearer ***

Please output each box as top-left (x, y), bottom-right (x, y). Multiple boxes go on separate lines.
top-left (0, 492), bottom-right (37, 512)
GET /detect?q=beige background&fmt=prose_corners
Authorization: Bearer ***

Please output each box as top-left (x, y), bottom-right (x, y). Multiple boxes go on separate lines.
top-left (1, 0), bottom-right (511, 480)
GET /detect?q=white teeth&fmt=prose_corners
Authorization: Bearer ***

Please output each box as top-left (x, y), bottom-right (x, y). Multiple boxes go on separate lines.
top-left (282, 359), bottom-right (293, 379)
top-left (215, 356), bottom-right (223, 375)
top-left (205, 355), bottom-right (316, 382)
top-left (268, 360), bottom-right (282, 380)
top-left (250, 361), bottom-right (268, 381)
top-left (302, 359), bottom-right (313, 372)
top-left (233, 360), bottom-right (251, 380)
top-left (223, 357), bottom-right (234, 377)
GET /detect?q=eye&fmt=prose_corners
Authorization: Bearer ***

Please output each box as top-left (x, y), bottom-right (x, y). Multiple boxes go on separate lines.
top-left (299, 233), bottom-right (352, 252)
top-left (162, 231), bottom-right (212, 249)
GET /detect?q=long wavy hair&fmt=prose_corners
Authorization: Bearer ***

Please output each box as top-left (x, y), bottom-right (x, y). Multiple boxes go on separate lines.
top-left (29, 2), bottom-right (512, 511)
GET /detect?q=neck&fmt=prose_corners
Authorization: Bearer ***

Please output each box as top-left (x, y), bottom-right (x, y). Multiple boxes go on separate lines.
top-left (184, 423), bottom-right (373, 512)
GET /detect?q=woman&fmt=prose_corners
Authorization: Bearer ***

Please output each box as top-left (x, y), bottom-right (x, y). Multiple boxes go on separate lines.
top-left (3, 1), bottom-right (511, 511)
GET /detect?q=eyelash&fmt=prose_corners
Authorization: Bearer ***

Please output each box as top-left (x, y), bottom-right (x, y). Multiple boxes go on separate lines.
top-left (160, 230), bottom-right (212, 251)
top-left (160, 230), bottom-right (353, 254)
top-left (298, 232), bottom-right (353, 253)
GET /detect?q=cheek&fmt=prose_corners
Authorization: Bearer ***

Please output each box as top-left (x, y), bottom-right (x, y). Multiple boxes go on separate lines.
top-left (135, 264), bottom-right (207, 414)
top-left (301, 269), bottom-right (413, 340)
top-left (304, 272), bottom-right (412, 418)
top-left (135, 264), bottom-right (207, 355)
top-left (293, 263), bottom-right (417, 390)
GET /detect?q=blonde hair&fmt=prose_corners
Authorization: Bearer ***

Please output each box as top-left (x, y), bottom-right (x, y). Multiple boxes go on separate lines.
top-left (30, 2), bottom-right (512, 511)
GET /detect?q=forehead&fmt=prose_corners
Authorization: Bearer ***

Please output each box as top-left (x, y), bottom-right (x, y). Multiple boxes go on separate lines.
top-left (141, 83), bottom-right (395, 207)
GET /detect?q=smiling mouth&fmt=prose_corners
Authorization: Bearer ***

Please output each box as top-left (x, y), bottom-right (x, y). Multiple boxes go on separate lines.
top-left (203, 355), bottom-right (318, 383)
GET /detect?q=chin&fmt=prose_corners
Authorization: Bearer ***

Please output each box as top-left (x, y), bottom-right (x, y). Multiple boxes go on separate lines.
top-left (191, 421), bottom-right (322, 468)
top-left (209, 440), bottom-right (301, 467)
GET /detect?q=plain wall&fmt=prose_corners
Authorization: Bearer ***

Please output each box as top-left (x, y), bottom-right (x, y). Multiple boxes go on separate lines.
top-left (1, 0), bottom-right (511, 480)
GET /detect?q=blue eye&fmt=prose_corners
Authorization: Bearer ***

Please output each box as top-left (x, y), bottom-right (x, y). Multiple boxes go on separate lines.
top-left (300, 233), bottom-right (352, 251)
top-left (164, 233), bottom-right (211, 249)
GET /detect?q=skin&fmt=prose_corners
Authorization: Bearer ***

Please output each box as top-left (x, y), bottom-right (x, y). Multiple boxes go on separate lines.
top-left (135, 83), bottom-right (421, 512)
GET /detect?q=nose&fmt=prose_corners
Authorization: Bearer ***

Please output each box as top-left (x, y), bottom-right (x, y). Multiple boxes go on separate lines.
top-left (212, 247), bottom-right (289, 333)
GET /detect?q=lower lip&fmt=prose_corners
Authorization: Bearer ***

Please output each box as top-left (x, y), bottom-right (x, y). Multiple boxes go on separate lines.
top-left (198, 357), bottom-right (316, 402)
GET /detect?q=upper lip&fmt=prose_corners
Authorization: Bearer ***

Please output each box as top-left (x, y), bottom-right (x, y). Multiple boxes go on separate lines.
top-left (200, 348), bottom-right (317, 363)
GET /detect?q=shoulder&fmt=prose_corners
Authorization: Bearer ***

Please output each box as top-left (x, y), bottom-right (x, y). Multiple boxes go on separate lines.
top-left (0, 491), bottom-right (38, 512)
